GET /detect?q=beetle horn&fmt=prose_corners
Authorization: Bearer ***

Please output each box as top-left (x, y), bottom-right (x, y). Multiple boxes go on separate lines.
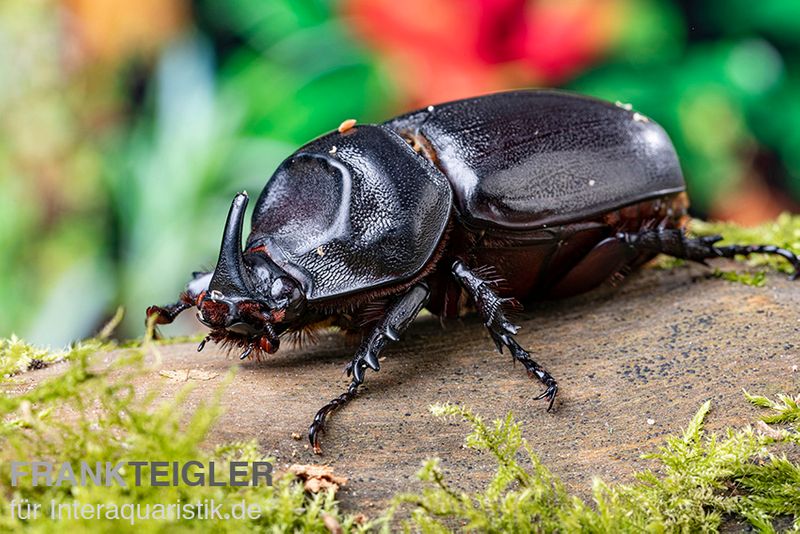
top-left (208, 192), bottom-right (251, 297)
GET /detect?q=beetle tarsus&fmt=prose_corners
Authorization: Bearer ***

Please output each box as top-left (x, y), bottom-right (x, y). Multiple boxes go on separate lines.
top-left (308, 283), bottom-right (430, 454)
top-left (146, 300), bottom-right (194, 340)
top-left (617, 229), bottom-right (800, 279)
top-left (715, 244), bottom-right (800, 279)
top-left (146, 273), bottom-right (211, 337)
top-left (453, 260), bottom-right (558, 410)
top-left (504, 336), bottom-right (558, 411)
top-left (309, 382), bottom-right (360, 454)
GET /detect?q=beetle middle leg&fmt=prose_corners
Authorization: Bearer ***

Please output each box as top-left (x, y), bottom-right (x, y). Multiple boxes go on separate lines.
top-left (616, 229), bottom-right (800, 278)
top-left (451, 260), bottom-right (558, 410)
top-left (309, 282), bottom-right (430, 454)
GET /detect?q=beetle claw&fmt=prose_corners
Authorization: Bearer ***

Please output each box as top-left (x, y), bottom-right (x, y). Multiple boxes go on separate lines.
top-left (309, 421), bottom-right (324, 454)
top-left (534, 382), bottom-right (559, 411)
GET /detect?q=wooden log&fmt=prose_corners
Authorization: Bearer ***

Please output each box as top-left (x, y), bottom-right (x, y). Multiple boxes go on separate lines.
top-left (10, 260), bottom-right (800, 511)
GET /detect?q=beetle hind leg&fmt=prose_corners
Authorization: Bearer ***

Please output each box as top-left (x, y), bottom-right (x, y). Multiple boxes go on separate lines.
top-left (452, 260), bottom-right (558, 410)
top-left (617, 229), bottom-right (800, 279)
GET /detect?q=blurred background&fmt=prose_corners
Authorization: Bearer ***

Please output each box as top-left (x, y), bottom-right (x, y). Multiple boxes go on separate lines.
top-left (2, 0), bottom-right (800, 346)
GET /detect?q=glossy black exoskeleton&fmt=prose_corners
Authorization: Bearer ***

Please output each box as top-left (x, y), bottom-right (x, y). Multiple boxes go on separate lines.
top-left (147, 90), bottom-right (800, 453)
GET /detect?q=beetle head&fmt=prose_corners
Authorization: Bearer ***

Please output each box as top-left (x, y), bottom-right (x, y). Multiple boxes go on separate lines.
top-left (197, 192), bottom-right (306, 358)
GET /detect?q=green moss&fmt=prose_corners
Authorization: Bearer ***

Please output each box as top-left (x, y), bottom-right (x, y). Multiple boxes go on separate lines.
top-left (2, 319), bottom-right (799, 532)
top-left (0, 309), bottom-right (123, 380)
top-left (710, 268), bottom-right (768, 286)
top-left (746, 390), bottom-right (800, 437)
top-left (0, 319), bottom-right (369, 533)
top-left (690, 213), bottom-right (800, 275)
top-left (652, 214), bottom-right (800, 286)
top-left (392, 399), bottom-right (800, 532)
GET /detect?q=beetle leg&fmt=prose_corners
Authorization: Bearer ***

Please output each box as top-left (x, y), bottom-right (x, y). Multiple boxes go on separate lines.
top-left (617, 229), bottom-right (800, 279)
top-left (491, 332), bottom-right (558, 409)
top-left (146, 299), bottom-right (192, 325)
top-left (308, 283), bottom-right (430, 454)
top-left (452, 260), bottom-right (558, 410)
top-left (145, 272), bottom-right (212, 336)
top-left (308, 384), bottom-right (360, 455)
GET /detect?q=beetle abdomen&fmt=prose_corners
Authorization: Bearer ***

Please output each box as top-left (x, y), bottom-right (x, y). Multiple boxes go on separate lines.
top-left (489, 192), bottom-right (688, 297)
top-left (386, 90), bottom-right (685, 231)
top-left (426, 191), bottom-right (689, 317)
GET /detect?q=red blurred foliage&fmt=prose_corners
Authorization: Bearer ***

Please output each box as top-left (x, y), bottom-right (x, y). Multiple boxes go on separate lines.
top-left (341, 0), bottom-right (626, 106)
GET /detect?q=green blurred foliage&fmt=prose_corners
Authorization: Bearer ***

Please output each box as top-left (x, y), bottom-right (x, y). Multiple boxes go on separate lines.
top-left (1, 0), bottom-right (395, 344)
top-left (569, 2), bottom-right (800, 211)
top-left (0, 1), bottom-right (114, 345)
top-left (2, 0), bottom-right (800, 345)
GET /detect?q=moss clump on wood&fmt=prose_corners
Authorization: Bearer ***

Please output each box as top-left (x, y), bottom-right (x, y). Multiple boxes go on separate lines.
top-left (691, 213), bottom-right (800, 276)
top-left (652, 213), bottom-right (800, 286)
top-left (391, 399), bottom-right (800, 532)
top-left (0, 320), bottom-right (370, 533)
top-left (1, 314), bottom-right (799, 531)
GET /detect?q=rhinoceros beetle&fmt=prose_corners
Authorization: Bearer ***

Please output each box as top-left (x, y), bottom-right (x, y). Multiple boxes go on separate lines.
top-left (147, 89), bottom-right (800, 453)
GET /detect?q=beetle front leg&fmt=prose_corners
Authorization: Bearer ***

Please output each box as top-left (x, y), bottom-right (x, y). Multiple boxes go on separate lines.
top-left (146, 298), bottom-right (193, 326)
top-left (145, 272), bottom-right (212, 334)
top-left (452, 260), bottom-right (558, 410)
top-left (309, 282), bottom-right (430, 454)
